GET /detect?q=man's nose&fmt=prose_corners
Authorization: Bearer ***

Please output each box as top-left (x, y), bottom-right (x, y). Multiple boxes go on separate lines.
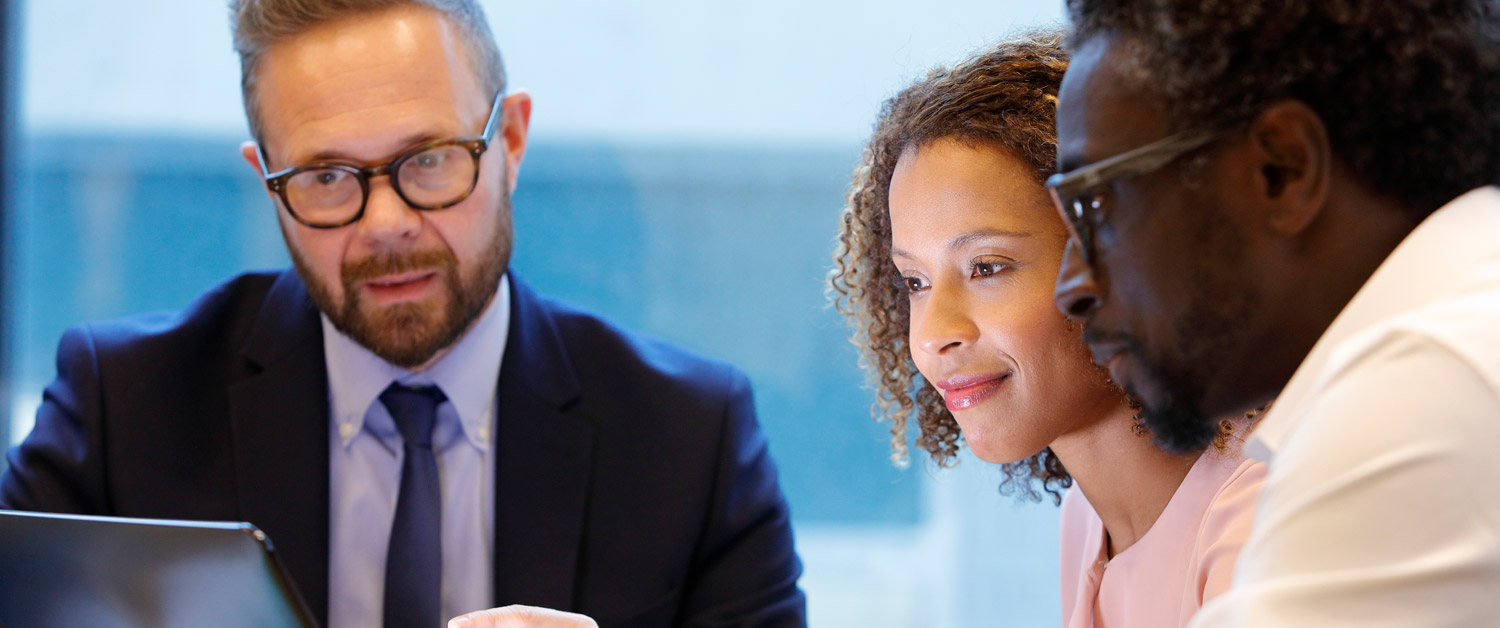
top-left (356, 177), bottom-right (422, 241)
top-left (1054, 239), bottom-right (1104, 320)
top-left (911, 281), bottom-right (979, 357)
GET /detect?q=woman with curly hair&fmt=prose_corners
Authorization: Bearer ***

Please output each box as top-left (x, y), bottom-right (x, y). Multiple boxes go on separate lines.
top-left (830, 30), bottom-right (1266, 628)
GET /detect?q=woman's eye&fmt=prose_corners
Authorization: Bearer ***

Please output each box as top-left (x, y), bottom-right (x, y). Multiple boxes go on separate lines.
top-left (970, 260), bottom-right (1009, 278)
top-left (899, 275), bottom-right (929, 293)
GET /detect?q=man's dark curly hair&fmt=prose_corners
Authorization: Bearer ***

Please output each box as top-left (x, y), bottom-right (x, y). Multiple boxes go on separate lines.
top-left (1065, 0), bottom-right (1500, 219)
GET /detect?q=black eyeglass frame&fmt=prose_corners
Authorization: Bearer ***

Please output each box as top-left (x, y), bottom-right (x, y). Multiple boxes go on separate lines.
top-left (257, 91), bottom-right (507, 229)
top-left (1045, 123), bottom-right (1240, 267)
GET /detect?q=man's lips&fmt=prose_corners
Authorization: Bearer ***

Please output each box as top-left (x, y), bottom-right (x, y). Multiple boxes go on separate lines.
top-left (364, 270), bottom-right (433, 286)
top-left (933, 372), bottom-right (1011, 412)
top-left (1082, 327), bottom-right (1131, 369)
top-left (1088, 342), bottom-right (1127, 370)
top-left (359, 270), bottom-right (439, 304)
top-left (1085, 339), bottom-right (1137, 391)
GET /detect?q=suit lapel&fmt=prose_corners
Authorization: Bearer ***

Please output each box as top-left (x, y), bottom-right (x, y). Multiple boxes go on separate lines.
top-left (492, 275), bottom-right (596, 611)
top-left (218, 271), bottom-right (596, 619)
top-left (227, 271), bottom-right (332, 624)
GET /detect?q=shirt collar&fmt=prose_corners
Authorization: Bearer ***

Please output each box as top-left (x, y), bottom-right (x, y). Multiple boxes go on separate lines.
top-left (1246, 186), bottom-right (1500, 460)
top-left (323, 274), bottom-right (511, 451)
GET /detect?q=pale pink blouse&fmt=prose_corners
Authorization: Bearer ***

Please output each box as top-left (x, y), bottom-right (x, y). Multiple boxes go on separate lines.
top-left (1058, 449), bottom-right (1266, 628)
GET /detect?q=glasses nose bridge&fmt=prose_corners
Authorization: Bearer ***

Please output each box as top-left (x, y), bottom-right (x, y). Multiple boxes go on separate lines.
top-left (358, 161), bottom-right (397, 183)
top-left (354, 159), bottom-right (411, 208)
top-left (353, 156), bottom-right (424, 223)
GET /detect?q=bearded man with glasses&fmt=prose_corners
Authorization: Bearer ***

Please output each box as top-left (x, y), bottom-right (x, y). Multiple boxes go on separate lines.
top-left (1051, 1), bottom-right (1500, 626)
top-left (0, 2), bottom-right (806, 627)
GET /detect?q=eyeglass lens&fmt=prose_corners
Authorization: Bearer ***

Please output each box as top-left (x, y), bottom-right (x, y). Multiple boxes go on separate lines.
top-left (1066, 195), bottom-right (1100, 264)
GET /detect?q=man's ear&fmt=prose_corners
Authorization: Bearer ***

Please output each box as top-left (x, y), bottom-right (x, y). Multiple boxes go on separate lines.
top-left (498, 90), bottom-right (533, 195)
top-left (1246, 100), bottom-right (1331, 236)
top-left (240, 141), bottom-right (263, 174)
top-left (240, 141), bottom-right (280, 205)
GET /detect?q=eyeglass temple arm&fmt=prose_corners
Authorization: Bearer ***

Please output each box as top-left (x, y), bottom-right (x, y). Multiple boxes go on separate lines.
top-left (256, 145), bottom-right (274, 179)
top-left (480, 92), bottom-right (506, 142)
top-left (1063, 130), bottom-right (1223, 192)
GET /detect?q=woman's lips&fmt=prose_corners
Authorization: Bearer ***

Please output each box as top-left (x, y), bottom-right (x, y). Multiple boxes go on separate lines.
top-left (935, 372), bottom-right (1011, 413)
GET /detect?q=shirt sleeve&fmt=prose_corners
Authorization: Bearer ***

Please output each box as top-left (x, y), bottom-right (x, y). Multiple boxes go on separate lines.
top-left (1190, 332), bottom-right (1500, 627)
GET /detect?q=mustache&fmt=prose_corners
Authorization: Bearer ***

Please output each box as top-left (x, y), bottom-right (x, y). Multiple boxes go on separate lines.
top-left (342, 248), bottom-right (456, 284)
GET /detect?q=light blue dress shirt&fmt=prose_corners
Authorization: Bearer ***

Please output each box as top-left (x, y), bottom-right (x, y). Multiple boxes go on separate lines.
top-left (323, 276), bottom-right (509, 628)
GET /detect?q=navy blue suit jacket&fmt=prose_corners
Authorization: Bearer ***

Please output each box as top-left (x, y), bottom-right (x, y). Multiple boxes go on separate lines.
top-left (0, 270), bottom-right (805, 627)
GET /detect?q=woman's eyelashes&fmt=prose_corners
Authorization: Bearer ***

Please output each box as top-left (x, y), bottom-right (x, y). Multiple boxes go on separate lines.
top-left (898, 255), bottom-right (1016, 296)
top-left (968, 255), bottom-right (1015, 279)
top-left (898, 273), bottom-right (930, 294)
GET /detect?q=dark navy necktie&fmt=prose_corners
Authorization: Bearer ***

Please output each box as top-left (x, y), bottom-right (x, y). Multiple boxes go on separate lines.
top-left (379, 384), bottom-right (447, 628)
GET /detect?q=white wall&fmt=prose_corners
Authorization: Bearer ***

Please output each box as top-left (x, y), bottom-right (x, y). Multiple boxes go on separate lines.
top-left (22, 0), bottom-right (1063, 143)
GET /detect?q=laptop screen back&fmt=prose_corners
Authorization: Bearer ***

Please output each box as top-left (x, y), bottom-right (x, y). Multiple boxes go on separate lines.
top-left (0, 510), bottom-right (318, 628)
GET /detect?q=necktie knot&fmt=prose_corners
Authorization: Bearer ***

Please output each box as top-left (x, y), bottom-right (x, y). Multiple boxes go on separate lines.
top-left (379, 384), bottom-right (447, 449)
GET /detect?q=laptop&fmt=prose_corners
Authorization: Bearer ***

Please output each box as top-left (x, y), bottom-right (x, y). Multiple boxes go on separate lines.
top-left (0, 510), bottom-right (319, 628)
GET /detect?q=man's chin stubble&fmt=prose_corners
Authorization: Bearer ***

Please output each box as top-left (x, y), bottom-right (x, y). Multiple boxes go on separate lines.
top-left (341, 298), bottom-right (464, 368)
top-left (1123, 353), bottom-right (1218, 454)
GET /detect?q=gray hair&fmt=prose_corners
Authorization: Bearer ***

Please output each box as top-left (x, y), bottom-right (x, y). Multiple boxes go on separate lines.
top-left (230, 0), bottom-right (507, 146)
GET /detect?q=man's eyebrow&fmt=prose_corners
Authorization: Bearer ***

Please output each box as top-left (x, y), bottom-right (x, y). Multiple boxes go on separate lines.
top-left (302, 131), bottom-right (445, 164)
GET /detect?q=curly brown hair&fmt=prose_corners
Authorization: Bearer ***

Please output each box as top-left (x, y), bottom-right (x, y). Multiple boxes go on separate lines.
top-left (829, 30), bottom-right (1074, 503)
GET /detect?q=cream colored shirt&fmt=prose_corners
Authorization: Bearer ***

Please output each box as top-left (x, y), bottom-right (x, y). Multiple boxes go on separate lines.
top-left (1191, 186), bottom-right (1500, 627)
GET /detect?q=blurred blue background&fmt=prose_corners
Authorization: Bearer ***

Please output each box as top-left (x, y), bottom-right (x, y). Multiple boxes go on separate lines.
top-left (9, 1), bottom-right (1067, 625)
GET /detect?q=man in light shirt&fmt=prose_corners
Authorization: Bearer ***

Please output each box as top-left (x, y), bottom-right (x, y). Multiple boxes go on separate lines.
top-left (1049, 0), bottom-right (1500, 625)
top-left (0, 1), bottom-right (805, 627)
